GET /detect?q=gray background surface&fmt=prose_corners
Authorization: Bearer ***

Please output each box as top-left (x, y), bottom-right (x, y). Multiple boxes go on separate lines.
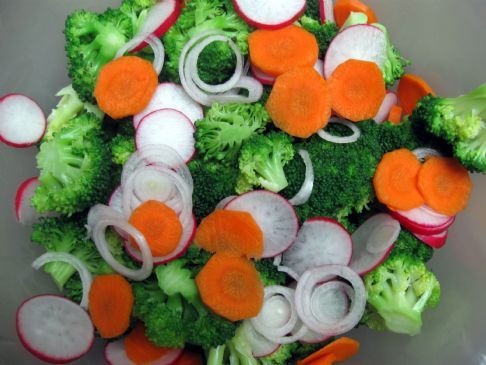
top-left (1, 0), bottom-right (485, 364)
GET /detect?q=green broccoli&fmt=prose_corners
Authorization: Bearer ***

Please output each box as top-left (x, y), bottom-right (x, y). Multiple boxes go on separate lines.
top-left (299, 16), bottom-right (339, 58)
top-left (195, 102), bottom-right (270, 164)
top-left (120, 0), bottom-right (158, 35)
top-left (110, 134), bottom-right (135, 165)
top-left (364, 254), bottom-right (441, 336)
top-left (207, 325), bottom-right (259, 365)
top-left (410, 83), bottom-right (486, 173)
top-left (237, 132), bottom-right (295, 194)
top-left (32, 112), bottom-right (115, 215)
top-left (389, 229), bottom-right (434, 263)
top-left (183, 245), bottom-right (212, 275)
top-left (260, 343), bottom-right (299, 365)
top-left (254, 259), bottom-right (286, 287)
top-left (304, 0), bottom-right (320, 21)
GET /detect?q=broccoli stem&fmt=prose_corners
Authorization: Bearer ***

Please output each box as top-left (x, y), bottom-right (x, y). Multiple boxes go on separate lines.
top-left (44, 262), bottom-right (77, 289)
top-left (207, 345), bottom-right (226, 365)
top-left (257, 156), bottom-right (289, 192)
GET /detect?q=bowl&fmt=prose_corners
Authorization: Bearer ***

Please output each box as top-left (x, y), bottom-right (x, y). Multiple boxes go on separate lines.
top-left (1, 0), bottom-right (485, 364)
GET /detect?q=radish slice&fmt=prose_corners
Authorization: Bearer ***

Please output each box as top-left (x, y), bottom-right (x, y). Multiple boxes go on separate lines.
top-left (413, 230), bottom-right (448, 249)
top-left (289, 149), bottom-right (314, 206)
top-left (0, 94), bottom-right (46, 148)
top-left (313, 59), bottom-right (325, 77)
top-left (320, 0), bottom-right (335, 23)
top-left (232, 0), bottom-right (306, 29)
top-left (317, 118), bottom-right (361, 144)
top-left (412, 147), bottom-right (442, 162)
top-left (349, 214), bottom-right (399, 276)
top-left (131, 0), bottom-right (182, 53)
top-left (250, 64), bottom-right (276, 85)
top-left (134, 83), bottom-right (203, 128)
top-left (242, 321), bottom-right (280, 358)
top-left (135, 109), bottom-right (196, 163)
top-left (390, 205), bottom-right (455, 235)
top-left (324, 24), bottom-right (387, 79)
top-left (282, 217), bottom-right (352, 276)
top-left (215, 195), bottom-right (236, 211)
top-left (225, 191), bottom-right (299, 258)
top-left (15, 177), bottom-right (41, 224)
top-left (374, 92), bottom-right (398, 124)
top-left (105, 338), bottom-right (183, 365)
top-left (16, 295), bottom-right (94, 364)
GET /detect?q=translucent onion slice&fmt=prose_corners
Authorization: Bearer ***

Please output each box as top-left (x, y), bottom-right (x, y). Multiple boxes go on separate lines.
top-left (412, 147), bottom-right (442, 162)
top-left (289, 149), bottom-right (314, 206)
top-left (115, 34), bottom-right (165, 75)
top-left (317, 118), bottom-right (361, 144)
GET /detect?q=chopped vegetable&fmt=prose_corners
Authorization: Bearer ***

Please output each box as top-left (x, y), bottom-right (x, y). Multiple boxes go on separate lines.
top-left (124, 323), bottom-right (173, 364)
top-left (387, 105), bottom-right (403, 124)
top-left (333, 0), bottom-right (377, 28)
top-left (297, 337), bottom-right (360, 365)
top-left (397, 73), bottom-right (435, 115)
top-left (299, 16), bottom-right (339, 58)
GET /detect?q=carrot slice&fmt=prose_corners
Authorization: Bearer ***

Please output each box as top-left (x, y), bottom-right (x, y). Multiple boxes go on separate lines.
top-left (387, 104), bottom-right (403, 124)
top-left (303, 354), bottom-right (338, 365)
top-left (194, 210), bottom-right (263, 258)
top-left (298, 337), bottom-right (360, 365)
top-left (397, 73), bottom-right (435, 115)
top-left (373, 148), bottom-right (424, 211)
top-left (125, 323), bottom-right (173, 365)
top-left (329, 59), bottom-right (386, 122)
top-left (196, 252), bottom-right (264, 321)
top-left (176, 351), bottom-right (203, 365)
top-left (248, 25), bottom-right (319, 77)
top-left (94, 55), bottom-right (158, 119)
top-left (333, 0), bottom-right (378, 27)
top-left (129, 200), bottom-right (183, 257)
top-left (266, 67), bottom-right (331, 138)
top-left (88, 274), bottom-right (134, 339)
top-left (417, 157), bottom-right (472, 216)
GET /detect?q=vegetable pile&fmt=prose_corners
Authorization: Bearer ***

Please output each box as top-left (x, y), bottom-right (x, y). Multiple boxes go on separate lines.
top-left (1, 0), bottom-right (485, 363)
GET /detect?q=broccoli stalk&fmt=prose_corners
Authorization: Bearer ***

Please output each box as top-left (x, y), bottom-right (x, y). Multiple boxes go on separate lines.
top-left (207, 325), bottom-right (259, 365)
top-left (411, 83), bottom-right (486, 172)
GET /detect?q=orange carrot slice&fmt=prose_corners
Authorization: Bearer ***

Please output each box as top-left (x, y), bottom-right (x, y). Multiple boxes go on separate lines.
top-left (417, 157), bottom-right (472, 216)
top-left (298, 337), bottom-right (360, 365)
top-left (373, 148), bottom-right (424, 211)
top-left (329, 59), bottom-right (386, 122)
top-left (125, 323), bottom-right (173, 365)
top-left (266, 67), bottom-right (331, 138)
top-left (94, 56), bottom-right (158, 119)
top-left (333, 0), bottom-right (378, 27)
top-left (387, 104), bottom-right (403, 124)
top-left (303, 354), bottom-right (338, 365)
top-left (194, 210), bottom-right (263, 258)
top-left (397, 73), bottom-right (435, 115)
top-left (248, 25), bottom-right (319, 77)
top-left (88, 274), bottom-right (134, 339)
top-left (196, 252), bottom-right (264, 321)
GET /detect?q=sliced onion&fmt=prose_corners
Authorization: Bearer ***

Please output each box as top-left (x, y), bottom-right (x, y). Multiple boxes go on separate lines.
top-left (277, 265), bottom-right (300, 281)
top-left (289, 149), bottom-right (314, 206)
top-left (208, 76), bottom-right (263, 104)
top-left (87, 205), bottom-right (153, 281)
top-left (412, 147), bottom-right (442, 162)
top-left (32, 253), bottom-right (93, 310)
top-left (264, 324), bottom-right (308, 345)
top-left (317, 118), bottom-right (361, 144)
top-left (273, 254), bottom-right (282, 267)
top-left (295, 265), bottom-right (366, 336)
top-left (115, 34), bottom-right (165, 75)
top-left (310, 281), bottom-right (352, 323)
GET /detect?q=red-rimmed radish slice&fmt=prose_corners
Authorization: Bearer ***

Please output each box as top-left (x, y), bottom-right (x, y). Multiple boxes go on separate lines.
top-left (133, 83), bottom-right (203, 128)
top-left (320, 0), bottom-right (335, 23)
top-left (105, 338), bottom-right (183, 365)
top-left (389, 205), bottom-right (455, 235)
top-left (324, 24), bottom-right (386, 79)
top-left (16, 295), bottom-right (94, 364)
top-left (0, 94), bottom-right (46, 148)
top-left (135, 108), bottom-right (196, 163)
top-left (224, 191), bottom-right (299, 258)
top-left (242, 321), bottom-right (280, 358)
top-left (215, 195), bottom-right (237, 211)
top-left (349, 214), bottom-right (399, 276)
top-left (282, 217), bottom-right (352, 276)
top-left (413, 230), bottom-right (448, 249)
top-left (250, 64), bottom-right (276, 85)
top-left (15, 177), bottom-right (40, 224)
top-left (131, 0), bottom-right (181, 53)
top-left (232, 0), bottom-right (306, 29)
top-left (374, 91), bottom-right (398, 124)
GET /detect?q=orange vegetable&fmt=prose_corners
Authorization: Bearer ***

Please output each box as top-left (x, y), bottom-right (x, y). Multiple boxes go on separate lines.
top-left (397, 73), bottom-right (435, 115)
top-left (417, 157), bottom-right (472, 216)
top-left (88, 274), bottom-right (134, 339)
top-left (176, 351), bottom-right (203, 365)
top-left (94, 55), bottom-right (158, 119)
top-left (387, 104), bottom-right (403, 124)
top-left (248, 25), bottom-right (319, 77)
top-left (129, 200), bottom-right (183, 257)
top-left (194, 210), bottom-right (263, 258)
top-left (304, 354), bottom-right (338, 365)
top-left (297, 337), bottom-right (360, 365)
top-left (329, 59), bottom-right (386, 122)
top-left (333, 0), bottom-right (378, 27)
top-left (125, 323), bottom-right (173, 365)
top-left (266, 67), bottom-right (331, 138)
top-left (196, 252), bottom-right (264, 321)
top-left (373, 148), bottom-right (424, 211)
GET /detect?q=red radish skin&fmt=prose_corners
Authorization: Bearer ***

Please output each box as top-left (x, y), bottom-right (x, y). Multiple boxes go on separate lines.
top-left (251, 60), bottom-right (324, 86)
top-left (390, 206), bottom-right (455, 235)
top-left (320, 0), bottom-right (335, 23)
top-left (232, 0), bottom-right (306, 30)
top-left (0, 93), bottom-right (46, 148)
top-left (413, 230), bottom-right (448, 249)
top-left (15, 177), bottom-right (39, 224)
top-left (374, 91), bottom-right (398, 124)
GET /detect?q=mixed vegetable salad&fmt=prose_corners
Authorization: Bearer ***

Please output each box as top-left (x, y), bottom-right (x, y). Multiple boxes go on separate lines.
top-left (1, 0), bottom-right (486, 364)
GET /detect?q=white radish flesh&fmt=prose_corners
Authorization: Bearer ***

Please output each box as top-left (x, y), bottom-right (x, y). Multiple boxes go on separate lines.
top-left (320, 0), bottom-right (335, 23)
top-left (105, 338), bottom-right (183, 365)
top-left (374, 92), bottom-right (398, 124)
top-left (232, 0), bottom-right (306, 29)
top-left (390, 205), bottom-right (455, 235)
top-left (15, 177), bottom-right (41, 224)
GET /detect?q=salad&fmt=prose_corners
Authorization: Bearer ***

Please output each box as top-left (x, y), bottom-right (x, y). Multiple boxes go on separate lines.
top-left (1, 0), bottom-right (485, 364)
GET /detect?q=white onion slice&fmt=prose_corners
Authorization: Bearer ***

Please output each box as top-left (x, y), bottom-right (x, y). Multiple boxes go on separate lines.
top-left (310, 281), bottom-right (352, 323)
top-left (317, 118), bottom-right (361, 144)
top-left (32, 253), bottom-right (93, 310)
top-left (273, 254), bottom-right (282, 267)
top-left (412, 147), bottom-right (442, 162)
top-left (289, 149), bottom-right (314, 206)
top-left (277, 265), bottom-right (300, 281)
top-left (115, 34), bottom-right (165, 75)
top-left (295, 265), bottom-right (366, 336)
top-left (208, 76), bottom-right (263, 104)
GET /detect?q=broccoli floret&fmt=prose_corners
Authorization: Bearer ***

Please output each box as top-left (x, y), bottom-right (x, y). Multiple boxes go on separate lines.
top-left (197, 41), bottom-right (238, 85)
top-left (208, 325), bottom-right (259, 365)
top-left (260, 343), bottom-right (299, 365)
top-left (120, 0), bottom-right (158, 35)
top-left (389, 229), bottom-right (434, 263)
top-left (304, 0), bottom-right (320, 21)
top-left (182, 245), bottom-right (212, 275)
top-left (299, 16), bottom-right (339, 58)
top-left (110, 133), bottom-right (135, 165)
top-left (364, 254), bottom-right (441, 336)
top-left (237, 132), bottom-right (295, 194)
top-left (32, 112), bottom-right (115, 215)
top-left (254, 259), bottom-right (286, 287)
top-left (195, 102), bottom-right (270, 164)
top-left (410, 83), bottom-right (486, 173)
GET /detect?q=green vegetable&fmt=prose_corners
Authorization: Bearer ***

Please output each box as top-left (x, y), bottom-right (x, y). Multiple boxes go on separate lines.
top-left (207, 325), bottom-right (259, 365)
top-left (389, 229), bottom-right (434, 263)
top-left (32, 113), bottom-right (115, 215)
top-left (410, 83), bottom-right (486, 173)
top-left (195, 102), bottom-right (270, 164)
top-left (120, 0), bottom-right (158, 35)
top-left (260, 343), bottom-right (299, 365)
top-left (237, 132), bottom-right (295, 194)
top-left (364, 254), bottom-right (441, 336)
top-left (254, 259), bottom-right (286, 287)
top-left (299, 16), bottom-right (339, 58)
top-left (341, 11), bottom-right (368, 29)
